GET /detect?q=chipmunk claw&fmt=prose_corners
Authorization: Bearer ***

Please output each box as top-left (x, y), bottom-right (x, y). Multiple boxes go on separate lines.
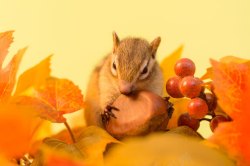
top-left (163, 97), bottom-right (174, 119)
top-left (101, 105), bottom-right (119, 125)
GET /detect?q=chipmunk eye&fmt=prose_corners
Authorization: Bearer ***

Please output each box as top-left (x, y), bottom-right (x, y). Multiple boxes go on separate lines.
top-left (141, 66), bottom-right (148, 74)
top-left (113, 61), bottom-right (117, 70)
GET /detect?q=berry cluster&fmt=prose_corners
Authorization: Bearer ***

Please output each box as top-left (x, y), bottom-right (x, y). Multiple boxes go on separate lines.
top-left (166, 58), bottom-right (230, 131)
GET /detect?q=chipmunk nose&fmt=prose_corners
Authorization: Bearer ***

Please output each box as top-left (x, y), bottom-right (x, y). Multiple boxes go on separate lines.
top-left (119, 80), bottom-right (133, 95)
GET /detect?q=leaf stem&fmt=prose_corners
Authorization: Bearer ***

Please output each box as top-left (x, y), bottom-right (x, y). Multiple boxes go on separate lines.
top-left (64, 121), bottom-right (76, 143)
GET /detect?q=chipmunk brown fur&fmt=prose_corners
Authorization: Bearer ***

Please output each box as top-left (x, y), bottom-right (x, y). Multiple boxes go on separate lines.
top-left (84, 32), bottom-right (164, 127)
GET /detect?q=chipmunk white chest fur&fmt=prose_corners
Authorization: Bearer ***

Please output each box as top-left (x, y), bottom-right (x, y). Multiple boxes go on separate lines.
top-left (84, 32), bottom-right (164, 127)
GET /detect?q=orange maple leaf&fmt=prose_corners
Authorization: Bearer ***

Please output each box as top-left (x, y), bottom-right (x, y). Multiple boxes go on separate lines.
top-left (0, 31), bottom-right (26, 102)
top-left (0, 104), bottom-right (43, 158)
top-left (209, 57), bottom-right (250, 165)
top-left (0, 31), bottom-right (50, 160)
top-left (18, 77), bottom-right (84, 123)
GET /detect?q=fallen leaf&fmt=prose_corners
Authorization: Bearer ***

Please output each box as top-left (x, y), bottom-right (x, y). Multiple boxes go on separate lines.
top-left (209, 57), bottom-right (250, 165)
top-left (0, 47), bottom-right (26, 101)
top-left (33, 126), bottom-right (118, 166)
top-left (75, 126), bottom-right (120, 166)
top-left (167, 98), bottom-right (190, 128)
top-left (17, 77), bottom-right (84, 123)
top-left (0, 155), bottom-right (16, 166)
top-left (32, 144), bottom-right (87, 166)
top-left (200, 67), bottom-right (212, 80)
top-left (160, 45), bottom-right (183, 95)
top-left (160, 46), bottom-right (186, 129)
top-left (0, 31), bottom-right (14, 67)
top-left (104, 133), bottom-right (234, 166)
top-left (53, 127), bottom-right (85, 144)
top-left (0, 104), bottom-right (43, 158)
top-left (43, 138), bottom-right (84, 158)
top-left (14, 55), bottom-right (52, 95)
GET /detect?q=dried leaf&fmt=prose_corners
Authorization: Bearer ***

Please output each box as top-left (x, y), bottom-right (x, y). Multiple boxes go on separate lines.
top-left (160, 46), bottom-right (185, 128)
top-left (167, 98), bottom-right (189, 128)
top-left (0, 155), bottom-right (16, 166)
top-left (160, 45), bottom-right (183, 95)
top-left (0, 48), bottom-right (26, 101)
top-left (14, 55), bottom-right (52, 95)
top-left (104, 133), bottom-right (234, 166)
top-left (0, 31), bottom-right (14, 67)
top-left (18, 77), bottom-right (84, 123)
top-left (75, 126), bottom-right (120, 165)
top-left (0, 104), bottom-right (43, 158)
top-left (200, 67), bottom-right (213, 80)
top-left (53, 127), bottom-right (84, 144)
top-left (32, 143), bottom-right (87, 166)
top-left (209, 56), bottom-right (250, 165)
top-left (33, 127), bottom-right (118, 166)
top-left (43, 138), bottom-right (84, 158)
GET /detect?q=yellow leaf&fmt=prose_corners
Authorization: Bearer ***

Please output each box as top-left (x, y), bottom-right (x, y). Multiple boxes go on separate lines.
top-left (160, 45), bottom-right (183, 95)
top-left (105, 133), bottom-right (234, 166)
top-left (14, 55), bottom-right (52, 95)
top-left (32, 144), bottom-right (87, 166)
top-left (167, 98), bottom-right (189, 128)
top-left (75, 126), bottom-right (120, 166)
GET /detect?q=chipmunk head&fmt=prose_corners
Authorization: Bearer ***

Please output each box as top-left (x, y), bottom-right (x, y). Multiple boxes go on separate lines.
top-left (110, 32), bottom-right (161, 95)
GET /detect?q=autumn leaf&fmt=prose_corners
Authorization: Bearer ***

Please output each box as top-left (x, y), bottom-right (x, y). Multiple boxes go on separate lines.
top-left (0, 155), bottom-right (16, 166)
top-left (104, 133), bottom-right (234, 166)
top-left (167, 98), bottom-right (190, 128)
top-left (75, 126), bottom-right (120, 165)
top-left (53, 127), bottom-right (85, 144)
top-left (0, 104), bottom-right (43, 158)
top-left (32, 144), bottom-right (87, 166)
top-left (14, 55), bottom-right (52, 95)
top-left (200, 67), bottom-right (212, 80)
top-left (160, 45), bottom-right (183, 94)
top-left (0, 45), bottom-right (26, 101)
top-left (0, 31), bottom-right (27, 101)
top-left (209, 56), bottom-right (250, 165)
top-left (160, 45), bottom-right (185, 128)
top-left (17, 77), bottom-right (84, 123)
top-left (0, 31), bottom-right (13, 67)
top-left (33, 126), bottom-right (118, 166)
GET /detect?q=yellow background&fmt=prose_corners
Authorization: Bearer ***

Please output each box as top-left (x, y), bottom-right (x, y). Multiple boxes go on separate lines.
top-left (1, 0), bottom-right (250, 137)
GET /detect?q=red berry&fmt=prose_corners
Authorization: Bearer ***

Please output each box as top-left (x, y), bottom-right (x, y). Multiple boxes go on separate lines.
top-left (179, 76), bottom-right (203, 98)
top-left (210, 115), bottom-right (230, 132)
top-left (205, 93), bottom-right (217, 112)
top-left (178, 113), bottom-right (200, 131)
top-left (188, 98), bottom-right (208, 119)
top-left (174, 58), bottom-right (195, 77)
top-left (166, 76), bottom-right (183, 98)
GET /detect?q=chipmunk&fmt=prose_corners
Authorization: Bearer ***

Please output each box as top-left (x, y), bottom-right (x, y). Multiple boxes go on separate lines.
top-left (84, 32), bottom-right (164, 127)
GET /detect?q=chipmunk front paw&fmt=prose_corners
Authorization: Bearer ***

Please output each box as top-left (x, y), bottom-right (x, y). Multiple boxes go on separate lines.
top-left (163, 97), bottom-right (174, 118)
top-left (101, 105), bottom-right (119, 126)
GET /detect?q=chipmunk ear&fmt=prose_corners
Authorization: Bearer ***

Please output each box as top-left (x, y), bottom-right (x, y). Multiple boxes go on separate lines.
top-left (150, 37), bottom-right (161, 58)
top-left (113, 32), bottom-right (120, 53)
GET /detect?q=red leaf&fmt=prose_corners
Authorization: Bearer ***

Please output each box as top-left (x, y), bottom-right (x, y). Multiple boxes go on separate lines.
top-left (18, 77), bottom-right (84, 123)
top-left (209, 57), bottom-right (250, 165)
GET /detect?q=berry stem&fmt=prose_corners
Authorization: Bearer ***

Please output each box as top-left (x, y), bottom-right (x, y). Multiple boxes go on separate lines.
top-left (199, 118), bottom-right (211, 122)
top-left (64, 121), bottom-right (76, 143)
top-left (208, 111), bottom-right (216, 118)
